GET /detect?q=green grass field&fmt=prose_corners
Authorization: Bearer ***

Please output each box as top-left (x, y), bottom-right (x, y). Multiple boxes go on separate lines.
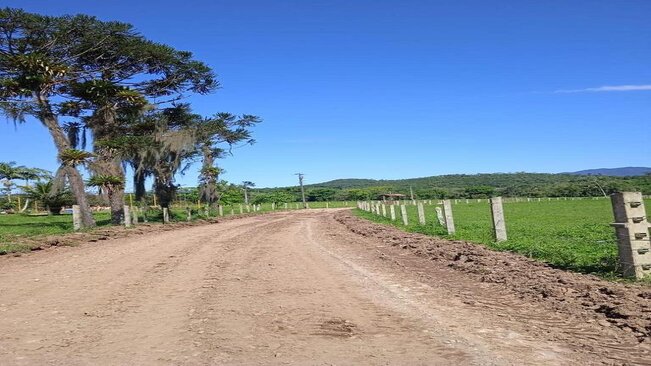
top-left (354, 198), bottom-right (651, 279)
top-left (0, 201), bottom-right (355, 254)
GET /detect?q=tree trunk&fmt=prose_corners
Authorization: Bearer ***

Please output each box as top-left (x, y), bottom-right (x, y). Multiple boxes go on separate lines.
top-left (37, 96), bottom-right (95, 228)
top-left (93, 156), bottom-right (125, 225)
top-left (64, 166), bottom-right (96, 226)
top-left (133, 164), bottom-right (147, 202)
top-left (199, 145), bottom-right (217, 205)
top-left (109, 188), bottom-right (125, 224)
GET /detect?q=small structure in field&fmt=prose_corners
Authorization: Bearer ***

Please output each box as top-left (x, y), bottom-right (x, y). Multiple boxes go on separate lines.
top-left (380, 193), bottom-right (406, 204)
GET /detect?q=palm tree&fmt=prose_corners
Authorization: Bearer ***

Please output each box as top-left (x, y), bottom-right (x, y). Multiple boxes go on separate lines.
top-left (23, 180), bottom-right (73, 215)
top-left (0, 162), bottom-right (25, 203)
top-left (242, 181), bottom-right (255, 205)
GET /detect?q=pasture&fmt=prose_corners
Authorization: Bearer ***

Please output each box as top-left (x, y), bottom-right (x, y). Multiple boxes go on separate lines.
top-left (354, 198), bottom-right (651, 278)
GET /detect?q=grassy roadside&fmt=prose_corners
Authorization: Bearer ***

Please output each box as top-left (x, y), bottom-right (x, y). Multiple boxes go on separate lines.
top-left (352, 199), bottom-right (651, 279)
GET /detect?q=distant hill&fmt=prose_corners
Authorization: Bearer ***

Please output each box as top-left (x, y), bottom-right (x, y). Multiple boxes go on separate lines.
top-left (565, 167), bottom-right (651, 177)
top-left (306, 173), bottom-right (587, 190)
top-left (257, 171), bottom-right (651, 199)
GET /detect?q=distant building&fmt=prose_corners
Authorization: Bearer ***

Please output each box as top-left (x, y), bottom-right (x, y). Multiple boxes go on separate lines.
top-left (380, 193), bottom-right (406, 203)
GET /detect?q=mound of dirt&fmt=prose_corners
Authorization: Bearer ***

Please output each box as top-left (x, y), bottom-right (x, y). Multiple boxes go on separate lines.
top-left (334, 211), bottom-right (651, 344)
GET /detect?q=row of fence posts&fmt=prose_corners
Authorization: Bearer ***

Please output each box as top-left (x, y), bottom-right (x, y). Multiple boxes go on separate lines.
top-left (358, 192), bottom-right (651, 279)
top-left (357, 198), bottom-right (509, 243)
top-left (71, 200), bottom-right (348, 231)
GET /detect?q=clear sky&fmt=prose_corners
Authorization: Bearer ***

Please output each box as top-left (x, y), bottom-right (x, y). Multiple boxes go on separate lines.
top-left (1, 0), bottom-right (650, 188)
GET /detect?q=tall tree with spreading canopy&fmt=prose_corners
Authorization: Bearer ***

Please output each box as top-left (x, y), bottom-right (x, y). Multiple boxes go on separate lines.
top-left (122, 105), bottom-right (260, 211)
top-left (0, 8), bottom-right (97, 227)
top-left (0, 8), bottom-right (217, 224)
top-left (195, 113), bottom-right (260, 206)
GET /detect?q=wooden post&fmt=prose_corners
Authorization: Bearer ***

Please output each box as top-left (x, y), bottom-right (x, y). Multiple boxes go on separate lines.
top-left (163, 207), bottom-right (170, 223)
top-left (124, 205), bottom-right (132, 228)
top-left (205, 205), bottom-right (210, 218)
top-left (490, 197), bottom-right (507, 242)
top-left (435, 207), bottom-right (445, 227)
top-left (417, 202), bottom-right (426, 225)
top-left (611, 192), bottom-right (651, 279)
top-left (442, 200), bottom-right (455, 235)
top-left (72, 205), bottom-right (81, 231)
top-left (389, 205), bottom-right (396, 221)
top-left (400, 205), bottom-right (409, 225)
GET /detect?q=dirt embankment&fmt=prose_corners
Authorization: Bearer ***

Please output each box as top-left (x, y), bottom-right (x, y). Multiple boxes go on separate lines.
top-left (335, 211), bottom-right (651, 357)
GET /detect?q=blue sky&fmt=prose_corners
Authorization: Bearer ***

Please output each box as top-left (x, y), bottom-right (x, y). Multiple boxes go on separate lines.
top-left (1, 0), bottom-right (650, 188)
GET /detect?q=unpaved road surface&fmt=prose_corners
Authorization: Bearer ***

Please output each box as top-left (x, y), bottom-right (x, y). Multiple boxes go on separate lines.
top-left (0, 209), bottom-right (649, 365)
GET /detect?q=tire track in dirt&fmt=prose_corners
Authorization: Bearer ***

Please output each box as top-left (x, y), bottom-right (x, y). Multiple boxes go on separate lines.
top-left (0, 214), bottom-right (291, 365)
top-left (186, 210), bottom-right (569, 365)
top-left (1, 209), bottom-right (645, 365)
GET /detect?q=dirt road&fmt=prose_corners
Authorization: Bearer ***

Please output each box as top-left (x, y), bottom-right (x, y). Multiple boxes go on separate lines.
top-left (0, 210), bottom-right (648, 365)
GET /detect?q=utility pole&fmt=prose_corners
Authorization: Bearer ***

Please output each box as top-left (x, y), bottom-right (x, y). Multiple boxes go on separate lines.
top-left (296, 173), bottom-right (307, 208)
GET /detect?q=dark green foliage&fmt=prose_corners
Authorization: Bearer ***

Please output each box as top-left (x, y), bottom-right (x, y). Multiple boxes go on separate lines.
top-left (258, 173), bottom-right (651, 199)
top-left (23, 180), bottom-right (74, 214)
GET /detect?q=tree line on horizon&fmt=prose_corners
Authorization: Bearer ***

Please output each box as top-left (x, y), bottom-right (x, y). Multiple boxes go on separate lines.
top-left (0, 8), bottom-right (260, 227)
top-left (250, 172), bottom-right (651, 202)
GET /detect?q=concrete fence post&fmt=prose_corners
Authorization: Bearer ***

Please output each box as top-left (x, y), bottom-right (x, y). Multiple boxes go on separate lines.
top-left (435, 207), bottom-right (445, 227)
top-left (72, 205), bottom-right (81, 231)
top-left (400, 205), bottom-right (409, 225)
top-left (611, 192), bottom-right (651, 279)
top-left (239, 204), bottom-right (243, 214)
top-left (272, 202), bottom-right (276, 210)
top-left (124, 205), bottom-right (132, 228)
top-left (284, 202), bottom-right (288, 210)
top-left (389, 205), bottom-right (396, 221)
top-left (132, 207), bottom-right (139, 224)
top-left (163, 207), bottom-right (170, 223)
top-left (417, 202), bottom-right (426, 225)
top-left (381, 204), bottom-right (387, 217)
top-left (442, 200), bottom-right (456, 235)
top-left (218, 205), bottom-right (224, 217)
top-left (326, 202), bottom-right (329, 209)
top-left (490, 197), bottom-right (507, 242)
top-left (186, 207), bottom-right (192, 222)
